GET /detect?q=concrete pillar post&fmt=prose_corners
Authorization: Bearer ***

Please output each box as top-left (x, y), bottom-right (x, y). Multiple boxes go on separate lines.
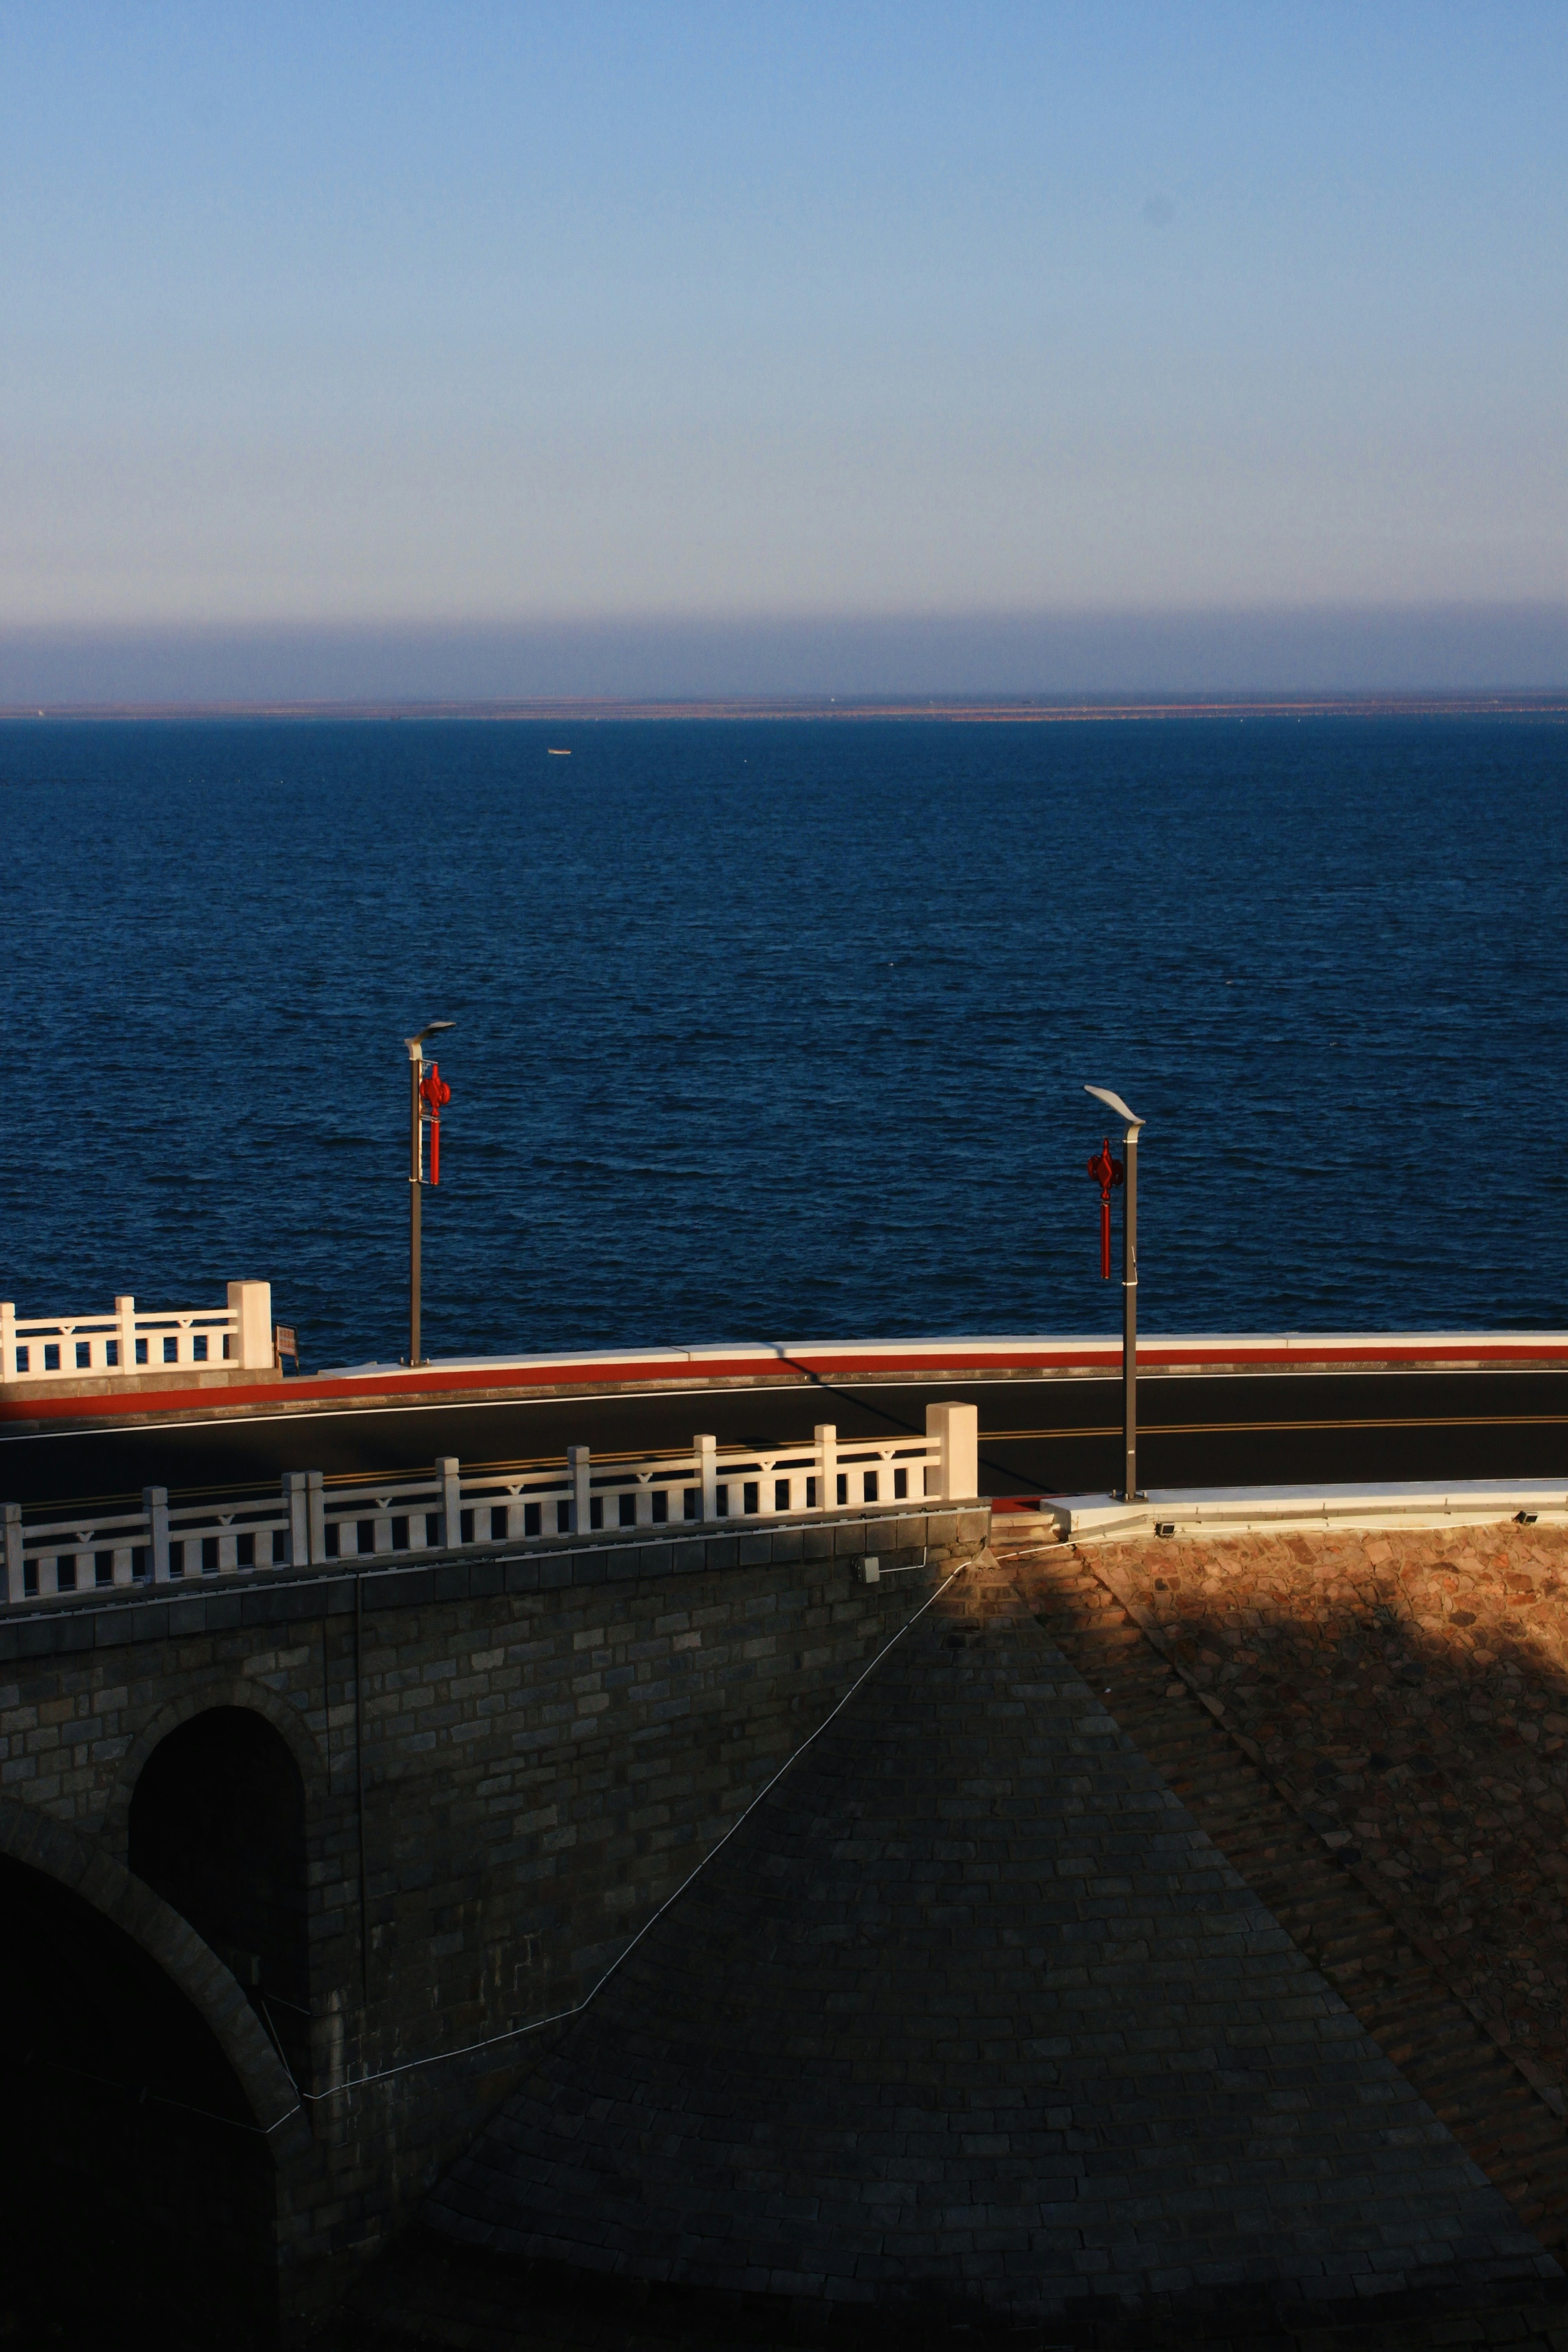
top-left (815, 1424), bottom-right (837, 1513)
top-left (438, 1457), bottom-right (462, 1547)
top-left (307, 1470), bottom-right (327, 1565)
top-left (143, 1486), bottom-right (171, 1582)
top-left (569, 1446), bottom-right (591, 1535)
top-left (227, 1281), bottom-right (274, 1370)
top-left (284, 1471), bottom-right (310, 1566)
top-left (925, 1402), bottom-right (979, 1502)
top-left (115, 1295), bottom-right (136, 1374)
top-left (694, 1435), bottom-right (717, 1522)
top-left (3, 1503), bottom-right (22, 1604)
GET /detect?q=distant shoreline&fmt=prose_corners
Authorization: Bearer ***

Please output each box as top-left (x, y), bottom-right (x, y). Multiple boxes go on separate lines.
top-left (1, 691), bottom-right (1565, 724)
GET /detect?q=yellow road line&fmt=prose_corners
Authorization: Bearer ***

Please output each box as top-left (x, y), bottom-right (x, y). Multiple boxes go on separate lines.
top-left (26, 1412), bottom-right (1568, 1518)
top-left (981, 1414), bottom-right (1568, 1442)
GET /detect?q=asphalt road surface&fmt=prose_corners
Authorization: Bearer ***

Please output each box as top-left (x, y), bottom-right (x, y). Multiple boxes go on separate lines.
top-left (6, 1367), bottom-right (1568, 1513)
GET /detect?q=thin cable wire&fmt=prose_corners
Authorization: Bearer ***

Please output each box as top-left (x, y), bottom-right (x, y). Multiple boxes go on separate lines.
top-left (293, 1558), bottom-right (969, 2110)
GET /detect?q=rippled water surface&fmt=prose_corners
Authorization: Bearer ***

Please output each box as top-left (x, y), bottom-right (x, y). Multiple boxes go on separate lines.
top-left (2, 714), bottom-right (1565, 1367)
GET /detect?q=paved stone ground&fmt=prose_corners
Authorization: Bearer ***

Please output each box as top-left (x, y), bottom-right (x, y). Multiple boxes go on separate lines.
top-left (407, 1561), bottom-right (1552, 2332)
top-left (1004, 1536), bottom-right (1568, 2265)
top-left (335, 2227), bottom-right (1568, 2352)
top-left (1070, 1525), bottom-right (1568, 2095)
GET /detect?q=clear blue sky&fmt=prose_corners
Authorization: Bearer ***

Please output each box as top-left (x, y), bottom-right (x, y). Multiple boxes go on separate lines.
top-left (2, 3), bottom-right (1564, 690)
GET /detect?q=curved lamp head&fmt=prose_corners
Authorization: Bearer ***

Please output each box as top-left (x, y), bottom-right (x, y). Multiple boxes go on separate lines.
top-left (406, 1020), bottom-right (456, 1059)
top-left (1084, 1083), bottom-right (1144, 1131)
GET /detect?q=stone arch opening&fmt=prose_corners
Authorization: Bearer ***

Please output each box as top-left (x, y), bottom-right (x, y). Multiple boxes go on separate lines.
top-left (0, 1850), bottom-right (278, 2346)
top-left (130, 1705), bottom-right (311, 2086)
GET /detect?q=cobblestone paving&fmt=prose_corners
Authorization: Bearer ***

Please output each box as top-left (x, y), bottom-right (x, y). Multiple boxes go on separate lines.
top-left (420, 1563), bottom-right (1551, 2329)
top-left (1060, 1524), bottom-right (1568, 2095)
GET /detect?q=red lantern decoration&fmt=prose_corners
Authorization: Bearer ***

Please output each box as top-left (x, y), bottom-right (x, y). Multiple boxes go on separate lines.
top-left (1085, 1136), bottom-right (1124, 1279)
top-left (419, 1062), bottom-right (451, 1186)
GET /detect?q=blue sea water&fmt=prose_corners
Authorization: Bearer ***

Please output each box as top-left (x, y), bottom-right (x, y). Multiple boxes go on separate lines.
top-left (1, 714), bottom-right (1565, 1370)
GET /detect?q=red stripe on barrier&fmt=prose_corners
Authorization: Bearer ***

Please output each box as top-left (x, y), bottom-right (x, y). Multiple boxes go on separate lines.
top-left (3, 1335), bottom-right (1568, 1429)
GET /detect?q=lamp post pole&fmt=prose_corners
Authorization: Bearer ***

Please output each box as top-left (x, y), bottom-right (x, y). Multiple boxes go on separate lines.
top-left (1085, 1085), bottom-right (1146, 1503)
top-left (409, 1044), bottom-right (423, 1367)
top-left (406, 1021), bottom-right (454, 1367)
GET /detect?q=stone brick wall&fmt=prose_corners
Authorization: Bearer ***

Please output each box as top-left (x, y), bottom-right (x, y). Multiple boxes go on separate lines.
top-left (418, 1558), bottom-right (1553, 2331)
top-left (0, 1500), bottom-right (990, 2326)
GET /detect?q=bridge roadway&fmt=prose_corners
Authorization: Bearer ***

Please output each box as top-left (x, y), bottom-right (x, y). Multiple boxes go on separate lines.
top-left (4, 1330), bottom-right (1568, 1512)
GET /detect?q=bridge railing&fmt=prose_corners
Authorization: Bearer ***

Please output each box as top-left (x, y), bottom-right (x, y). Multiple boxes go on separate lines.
top-left (0, 1282), bottom-right (276, 1383)
top-left (1, 1404), bottom-right (979, 1605)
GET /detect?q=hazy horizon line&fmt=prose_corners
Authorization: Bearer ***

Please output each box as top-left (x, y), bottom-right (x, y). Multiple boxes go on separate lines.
top-left (2, 603), bottom-right (1565, 705)
top-left (5, 690), bottom-right (1566, 725)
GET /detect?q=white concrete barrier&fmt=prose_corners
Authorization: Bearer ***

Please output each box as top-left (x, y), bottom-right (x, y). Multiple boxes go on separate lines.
top-left (0, 1281), bottom-right (275, 1385)
top-left (1042, 1478), bottom-right (1568, 1544)
top-left (0, 1403), bottom-right (981, 1607)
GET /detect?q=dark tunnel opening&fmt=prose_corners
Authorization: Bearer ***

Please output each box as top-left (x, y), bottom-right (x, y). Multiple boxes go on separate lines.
top-left (0, 1851), bottom-right (278, 2347)
top-left (129, 1704), bottom-right (312, 2087)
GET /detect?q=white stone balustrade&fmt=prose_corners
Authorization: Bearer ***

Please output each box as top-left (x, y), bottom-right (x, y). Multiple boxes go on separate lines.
top-left (0, 1404), bottom-right (980, 1607)
top-left (0, 1282), bottom-right (276, 1384)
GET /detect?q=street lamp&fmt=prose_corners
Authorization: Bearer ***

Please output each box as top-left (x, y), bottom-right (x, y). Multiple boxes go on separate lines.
top-left (1085, 1084), bottom-right (1146, 1503)
top-left (406, 1022), bottom-right (455, 1366)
